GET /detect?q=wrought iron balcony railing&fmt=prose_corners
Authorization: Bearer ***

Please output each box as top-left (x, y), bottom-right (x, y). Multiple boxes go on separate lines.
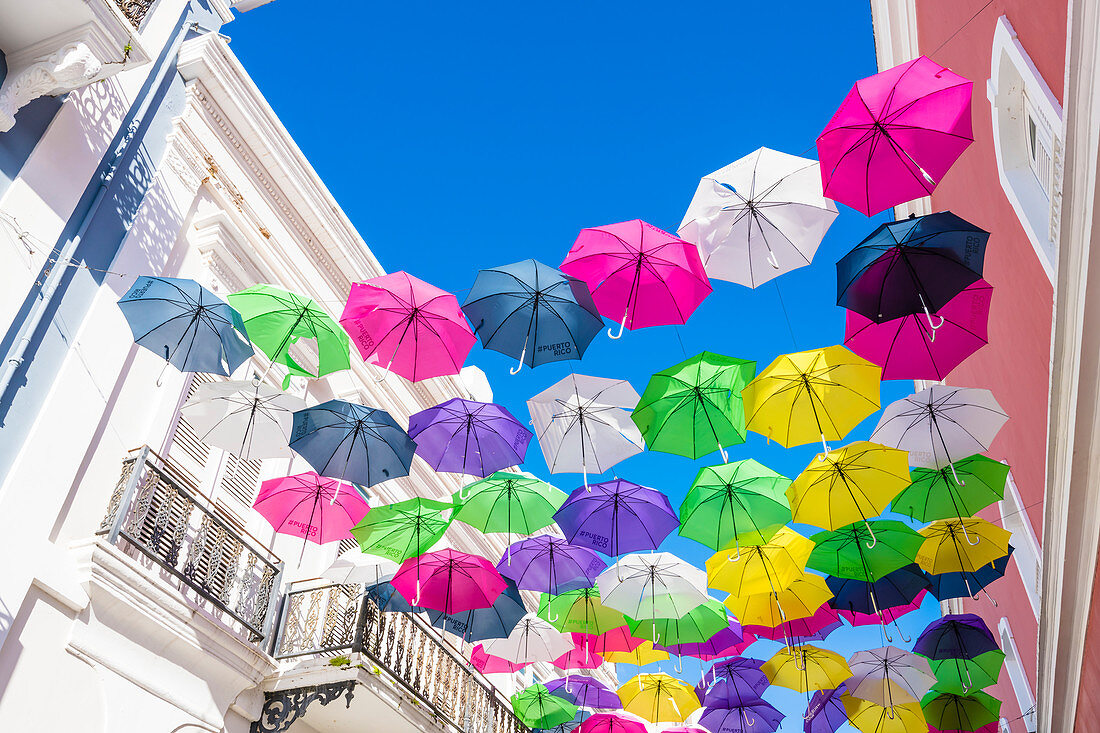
top-left (115, 0), bottom-right (154, 27)
top-left (273, 580), bottom-right (529, 733)
top-left (99, 446), bottom-right (283, 642)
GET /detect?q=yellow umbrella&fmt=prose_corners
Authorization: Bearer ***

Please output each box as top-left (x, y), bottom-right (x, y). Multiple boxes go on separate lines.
top-left (742, 345), bottom-right (881, 452)
top-left (604, 640), bottom-right (669, 666)
top-left (842, 694), bottom-right (927, 733)
top-left (787, 442), bottom-right (911, 532)
top-left (915, 517), bottom-right (1012, 574)
top-left (762, 645), bottom-right (852, 693)
top-left (707, 527), bottom-right (814, 597)
top-left (617, 673), bottom-right (700, 723)
top-left (724, 573), bottom-right (833, 626)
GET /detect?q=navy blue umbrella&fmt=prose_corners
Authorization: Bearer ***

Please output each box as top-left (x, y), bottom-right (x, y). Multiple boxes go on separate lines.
top-left (462, 259), bottom-right (603, 374)
top-left (117, 276), bottom-right (253, 375)
top-left (365, 580), bottom-right (416, 613)
top-left (913, 614), bottom-right (1000, 660)
top-left (926, 545), bottom-right (1013, 602)
top-left (290, 400), bottom-right (416, 487)
top-left (426, 577), bottom-right (526, 642)
top-left (826, 563), bottom-right (930, 615)
top-left (836, 211), bottom-right (989, 326)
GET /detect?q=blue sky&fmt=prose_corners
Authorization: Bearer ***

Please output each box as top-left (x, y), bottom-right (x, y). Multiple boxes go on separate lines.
top-left (233, 2), bottom-right (940, 728)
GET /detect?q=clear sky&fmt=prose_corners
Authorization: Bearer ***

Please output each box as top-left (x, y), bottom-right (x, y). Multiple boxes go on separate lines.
top-left (232, 2), bottom-right (941, 729)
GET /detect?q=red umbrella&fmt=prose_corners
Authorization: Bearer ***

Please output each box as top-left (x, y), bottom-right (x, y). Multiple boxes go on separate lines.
top-left (392, 549), bottom-right (506, 614)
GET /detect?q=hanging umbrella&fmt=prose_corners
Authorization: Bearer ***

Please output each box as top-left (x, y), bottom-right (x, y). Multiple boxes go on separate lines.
top-left (817, 56), bottom-right (973, 216)
top-left (763, 645), bottom-right (852, 694)
top-left (539, 587), bottom-right (628, 636)
top-left (514, 683), bottom-right (580, 729)
top-left (655, 618), bottom-right (746, 660)
top-left (618, 674), bottom-right (701, 724)
top-left (227, 284), bottom-right (349, 386)
top-left (339, 271), bottom-right (475, 382)
top-left (742, 345), bottom-right (881, 453)
top-left (914, 614), bottom-right (1000, 661)
top-left (117, 276), bottom-right (253, 376)
top-left (482, 613), bottom-right (575, 664)
top-left (290, 400), bottom-right (416, 488)
top-left (706, 527), bottom-right (815, 597)
top-left (604, 640), bottom-right (669, 666)
top-left (916, 518), bottom-right (1012, 574)
top-left (364, 580), bottom-right (416, 613)
top-left (322, 548), bottom-right (399, 586)
top-left (725, 574), bottom-right (834, 628)
top-left (702, 676), bottom-right (773, 708)
top-left (426, 576), bottom-right (526, 642)
top-left (560, 219), bottom-right (712, 338)
top-left (498, 535), bottom-right (607, 595)
top-left (679, 459), bottom-right (792, 553)
top-left (804, 685), bottom-right (848, 733)
top-left (469, 642), bottom-right (529, 674)
top-left (350, 497), bottom-right (452, 562)
top-left (554, 479), bottom-right (680, 556)
top-left (677, 148), bottom-right (838, 289)
top-left (929, 650), bottom-right (1005, 696)
top-left (786, 442), bottom-right (911, 538)
top-left (841, 695), bottom-right (928, 733)
top-left (926, 546), bottom-right (1013, 603)
top-left (630, 600), bottom-right (730, 646)
top-left (844, 280), bottom-right (992, 382)
top-left (839, 592), bottom-right (927, 629)
top-left (699, 700), bottom-right (785, 733)
top-left (528, 374), bottom-right (645, 486)
top-left (547, 675), bottom-right (622, 710)
top-left (920, 691), bottom-right (1000, 732)
top-left (391, 548), bottom-right (505, 613)
top-left (808, 522), bottom-right (924, 580)
top-left (254, 472), bottom-right (370, 546)
top-left (632, 352), bottom-right (756, 461)
top-left (578, 712), bottom-right (649, 733)
top-left (890, 455), bottom-right (1008, 523)
top-left (181, 379), bottom-right (305, 460)
top-left (827, 564), bottom-right (930, 616)
top-left (462, 258), bottom-right (604, 374)
top-left (596, 553), bottom-right (710, 622)
top-left (846, 646), bottom-right (936, 708)
top-left (452, 472), bottom-right (566, 539)
top-left (409, 399), bottom-right (532, 477)
top-left (554, 638), bottom-right (605, 671)
top-left (589, 625), bottom-right (645, 654)
top-left (744, 604), bottom-right (842, 644)
top-left (663, 727), bottom-right (710, 733)
top-left (542, 711), bottom-right (593, 733)
top-left (703, 658), bottom-right (769, 697)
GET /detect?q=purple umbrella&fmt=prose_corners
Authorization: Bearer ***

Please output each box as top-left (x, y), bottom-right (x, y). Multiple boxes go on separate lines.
top-left (700, 700), bottom-right (784, 733)
top-left (703, 678), bottom-right (767, 709)
top-left (804, 685), bottom-right (847, 733)
top-left (408, 398), bottom-right (532, 477)
top-left (546, 675), bottom-right (622, 710)
top-left (553, 479), bottom-right (680, 556)
top-left (656, 620), bottom-right (744, 659)
top-left (706, 657), bottom-right (768, 690)
top-left (498, 535), bottom-right (607, 595)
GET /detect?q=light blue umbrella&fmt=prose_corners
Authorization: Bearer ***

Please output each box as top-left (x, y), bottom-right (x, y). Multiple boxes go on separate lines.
top-left (462, 259), bottom-right (603, 374)
top-left (117, 276), bottom-right (253, 376)
top-left (290, 400), bottom-right (416, 488)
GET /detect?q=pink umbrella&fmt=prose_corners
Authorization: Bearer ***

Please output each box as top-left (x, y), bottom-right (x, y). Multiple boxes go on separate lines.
top-left (744, 604), bottom-right (842, 643)
top-left (844, 279), bottom-right (991, 381)
top-left (254, 471), bottom-right (369, 545)
top-left (554, 635), bottom-right (605, 670)
top-left (589, 626), bottom-right (646, 654)
top-left (392, 549), bottom-right (506, 613)
top-left (663, 727), bottom-right (710, 733)
top-left (839, 590), bottom-right (928, 627)
top-left (470, 643), bottom-right (529, 674)
top-left (340, 271), bottom-right (476, 382)
top-left (930, 725), bottom-right (998, 733)
top-left (579, 712), bottom-right (649, 733)
top-left (560, 219), bottom-right (712, 339)
top-left (817, 56), bottom-right (973, 215)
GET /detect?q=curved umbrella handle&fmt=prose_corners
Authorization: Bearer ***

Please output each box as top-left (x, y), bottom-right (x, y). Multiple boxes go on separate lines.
top-left (962, 521), bottom-right (981, 546)
top-left (948, 461), bottom-right (967, 487)
top-left (818, 434), bottom-right (830, 460)
top-left (719, 445), bottom-right (728, 464)
top-left (411, 580), bottom-right (422, 607)
top-left (608, 313), bottom-right (628, 340)
top-left (766, 249), bottom-right (780, 270)
top-left (509, 342), bottom-right (529, 375)
top-left (864, 519), bottom-right (878, 550)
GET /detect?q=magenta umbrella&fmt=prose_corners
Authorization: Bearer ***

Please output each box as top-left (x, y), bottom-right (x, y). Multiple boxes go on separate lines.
top-left (560, 219), bottom-right (712, 339)
top-left (340, 271), bottom-right (476, 382)
top-left (555, 635), bottom-right (605, 671)
top-left (845, 279), bottom-right (991, 381)
top-left (254, 471), bottom-right (369, 545)
top-left (744, 604), bottom-right (842, 644)
top-left (470, 643), bottom-right (529, 674)
top-left (392, 549), bottom-right (506, 613)
top-left (817, 56), bottom-right (974, 215)
top-left (839, 590), bottom-right (928, 628)
top-left (579, 713), bottom-right (649, 733)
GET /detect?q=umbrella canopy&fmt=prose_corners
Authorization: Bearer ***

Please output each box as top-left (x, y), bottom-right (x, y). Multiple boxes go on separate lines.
top-left (547, 676), bottom-right (622, 710)
top-left (916, 518), bottom-right (1012, 574)
top-left (322, 549), bottom-right (399, 586)
top-left (514, 683), bottom-right (580, 729)
top-left (742, 346), bottom-right (881, 452)
top-left (469, 642), bottom-right (529, 674)
top-left (926, 546), bottom-right (1013, 602)
top-left (678, 148), bottom-right (838, 289)
top-left (763, 645), bottom-right (852, 693)
top-left (913, 614), bottom-right (1000, 661)
top-left (181, 379), bottom-right (305, 460)
top-left (844, 279), bottom-right (992, 382)
top-left (554, 638), bottom-right (605, 670)
top-left (596, 553), bottom-right (710, 620)
top-left (560, 219), bottom-right (712, 336)
top-left (632, 352), bottom-right (756, 460)
top-left (499, 535), bottom-right (607, 595)
top-left (540, 587), bottom-right (628, 636)
top-left (589, 626), bottom-right (646, 654)
top-left (701, 676), bottom-right (771, 708)
top-left (679, 459), bottom-right (792, 552)
top-left (817, 56), bottom-right (973, 216)
top-left (426, 576), bottom-right (526, 642)
top-left (482, 613), bottom-right (575, 664)
top-left (541, 711), bottom-right (593, 733)
top-left (604, 640), bottom-right (669, 666)
top-left (787, 441), bottom-right (911, 531)
top-left (339, 271), bottom-right (475, 382)
top-left (704, 658), bottom-right (770, 697)
top-left (117, 276), bottom-right (253, 376)
top-left (364, 581), bottom-right (416, 613)
top-left (804, 685), bottom-right (848, 733)
top-left (699, 701), bottom-right (785, 733)
top-left (227, 284), bottom-right (349, 385)
top-left (930, 650), bottom-right (1005, 696)
top-left (528, 374), bottom-right (645, 484)
top-left (409, 399), bottom-right (532, 478)
top-left (350, 497), bottom-right (452, 562)
top-left (578, 713), bottom-right (649, 733)
top-left (920, 691), bottom-right (1000, 732)
top-left (554, 479), bottom-right (680, 557)
top-left (453, 472), bottom-right (565, 536)
top-left (725, 574), bottom-right (834, 627)
top-left (808, 521), bottom-right (925, 581)
top-left (744, 603), bottom-right (842, 644)
top-left (618, 674), bottom-right (701, 723)
top-left (630, 600), bottom-right (730, 646)
top-left (707, 527), bottom-right (815, 597)
top-left (655, 618), bottom-right (746, 659)
top-left (847, 646), bottom-right (936, 708)
top-left (842, 695), bottom-right (928, 733)
top-left (290, 400), bottom-right (416, 487)
top-left (839, 592), bottom-right (928, 629)
top-left (890, 455), bottom-right (1009, 523)
top-left (462, 259), bottom-right (604, 372)
top-left (254, 472), bottom-right (369, 545)
top-left (391, 549), bottom-right (505, 613)
top-left (827, 564), bottom-right (930, 616)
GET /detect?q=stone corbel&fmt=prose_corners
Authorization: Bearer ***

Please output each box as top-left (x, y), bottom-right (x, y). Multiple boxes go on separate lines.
top-left (0, 41), bottom-right (102, 131)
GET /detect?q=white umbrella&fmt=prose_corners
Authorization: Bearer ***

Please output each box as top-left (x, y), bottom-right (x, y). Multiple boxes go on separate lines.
top-left (678, 147), bottom-right (838, 288)
top-left (846, 646), bottom-right (936, 708)
top-left (527, 374), bottom-right (645, 487)
top-left (481, 613), bottom-right (573, 664)
top-left (181, 380), bottom-right (306, 460)
top-left (870, 385), bottom-right (1008, 481)
top-left (596, 553), bottom-right (709, 624)
top-left (321, 548), bottom-right (400, 586)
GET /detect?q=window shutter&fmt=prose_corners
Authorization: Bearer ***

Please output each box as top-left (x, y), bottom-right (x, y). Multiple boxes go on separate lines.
top-left (215, 452), bottom-right (264, 531)
top-left (165, 372), bottom-right (220, 488)
top-left (338, 537), bottom-right (359, 556)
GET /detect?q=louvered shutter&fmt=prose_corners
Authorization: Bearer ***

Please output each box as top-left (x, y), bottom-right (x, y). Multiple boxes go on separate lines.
top-left (215, 451), bottom-right (264, 532)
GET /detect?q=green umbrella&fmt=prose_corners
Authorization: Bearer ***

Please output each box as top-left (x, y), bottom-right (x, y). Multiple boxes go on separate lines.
top-left (929, 650), bottom-right (1006, 695)
top-left (539, 587), bottom-right (628, 635)
top-left (678, 460), bottom-right (792, 552)
top-left (891, 455), bottom-right (1010, 522)
top-left (512, 683), bottom-right (578, 729)
top-left (452, 472), bottom-right (566, 536)
top-left (227, 284), bottom-right (350, 386)
top-left (807, 521), bottom-right (924, 581)
top-left (627, 599), bottom-right (728, 646)
top-left (921, 690), bottom-right (1001, 731)
top-left (350, 497), bottom-right (452, 562)
top-left (631, 352), bottom-right (756, 461)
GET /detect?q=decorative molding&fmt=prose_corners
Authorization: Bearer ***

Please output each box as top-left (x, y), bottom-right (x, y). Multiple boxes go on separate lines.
top-left (0, 41), bottom-right (101, 132)
top-left (250, 681), bottom-right (355, 733)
